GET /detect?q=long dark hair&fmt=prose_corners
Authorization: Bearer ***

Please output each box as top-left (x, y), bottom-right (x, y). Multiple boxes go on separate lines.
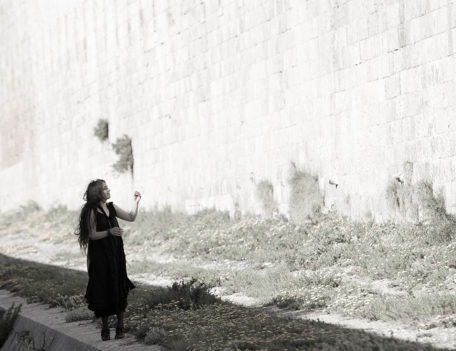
top-left (75, 179), bottom-right (106, 254)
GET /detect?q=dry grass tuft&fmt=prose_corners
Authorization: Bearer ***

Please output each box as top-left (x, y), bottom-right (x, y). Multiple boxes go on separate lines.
top-left (64, 306), bottom-right (94, 322)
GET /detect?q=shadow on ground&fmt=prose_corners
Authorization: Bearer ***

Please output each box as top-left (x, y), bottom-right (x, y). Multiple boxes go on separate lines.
top-left (0, 253), bottom-right (446, 351)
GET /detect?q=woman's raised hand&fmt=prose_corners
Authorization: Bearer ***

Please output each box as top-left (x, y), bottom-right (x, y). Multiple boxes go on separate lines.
top-left (134, 191), bottom-right (142, 203)
top-left (111, 227), bottom-right (124, 236)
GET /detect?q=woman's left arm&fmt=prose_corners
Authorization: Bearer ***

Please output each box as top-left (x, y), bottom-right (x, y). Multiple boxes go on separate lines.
top-left (114, 191), bottom-right (141, 222)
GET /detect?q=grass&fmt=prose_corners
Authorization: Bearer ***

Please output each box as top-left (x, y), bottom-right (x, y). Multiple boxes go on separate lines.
top-left (65, 306), bottom-right (94, 322)
top-left (127, 259), bottom-right (341, 304)
top-left (356, 294), bottom-right (456, 325)
top-left (0, 256), bottom-right (440, 350)
top-left (386, 163), bottom-right (449, 224)
top-left (1, 204), bottom-right (456, 329)
top-left (0, 302), bottom-right (22, 348)
top-left (143, 278), bottom-right (220, 310)
top-left (0, 259), bottom-right (87, 311)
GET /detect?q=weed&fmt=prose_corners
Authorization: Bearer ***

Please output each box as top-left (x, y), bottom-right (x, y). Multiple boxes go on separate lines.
top-left (112, 134), bottom-right (134, 175)
top-left (356, 293), bottom-right (456, 324)
top-left (144, 326), bottom-right (167, 344)
top-left (93, 119), bottom-right (109, 142)
top-left (144, 278), bottom-right (220, 310)
top-left (386, 162), bottom-right (451, 224)
top-left (414, 181), bottom-right (447, 221)
top-left (0, 262), bottom-right (86, 311)
top-left (268, 293), bottom-right (329, 311)
top-left (65, 306), bottom-right (94, 322)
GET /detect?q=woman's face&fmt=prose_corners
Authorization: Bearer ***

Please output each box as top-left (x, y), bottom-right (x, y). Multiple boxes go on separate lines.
top-left (101, 182), bottom-right (111, 201)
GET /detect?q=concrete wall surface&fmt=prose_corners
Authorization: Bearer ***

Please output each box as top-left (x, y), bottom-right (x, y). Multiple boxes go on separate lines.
top-left (1, 0), bottom-right (456, 221)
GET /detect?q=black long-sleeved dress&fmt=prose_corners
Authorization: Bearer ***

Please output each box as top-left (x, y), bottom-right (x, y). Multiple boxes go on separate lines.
top-left (84, 202), bottom-right (135, 317)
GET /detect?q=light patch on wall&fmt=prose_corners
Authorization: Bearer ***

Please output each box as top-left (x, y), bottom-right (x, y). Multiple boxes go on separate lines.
top-left (1, 116), bottom-right (25, 169)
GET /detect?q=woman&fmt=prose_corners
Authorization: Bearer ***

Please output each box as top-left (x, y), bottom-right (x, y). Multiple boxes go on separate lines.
top-left (75, 179), bottom-right (141, 341)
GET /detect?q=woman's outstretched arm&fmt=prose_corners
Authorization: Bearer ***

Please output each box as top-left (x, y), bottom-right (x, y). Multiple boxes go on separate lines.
top-left (113, 191), bottom-right (141, 222)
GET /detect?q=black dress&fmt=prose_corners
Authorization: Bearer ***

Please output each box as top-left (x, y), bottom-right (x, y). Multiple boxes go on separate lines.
top-left (84, 202), bottom-right (135, 317)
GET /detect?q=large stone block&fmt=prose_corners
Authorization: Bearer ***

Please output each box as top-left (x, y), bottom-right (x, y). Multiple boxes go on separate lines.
top-left (2, 0), bottom-right (456, 220)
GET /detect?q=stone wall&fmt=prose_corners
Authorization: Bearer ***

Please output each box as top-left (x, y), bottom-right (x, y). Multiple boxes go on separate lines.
top-left (1, 0), bottom-right (456, 221)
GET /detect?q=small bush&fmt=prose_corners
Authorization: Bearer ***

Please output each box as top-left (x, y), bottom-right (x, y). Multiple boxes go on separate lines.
top-left (93, 119), bottom-right (109, 141)
top-left (288, 163), bottom-right (324, 224)
top-left (144, 278), bottom-right (220, 310)
top-left (144, 326), bottom-right (168, 344)
top-left (268, 295), bottom-right (303, 310)
top-left (0, 302), bottom-right (22, 348)
top-left (422, 216), bottom-right (456, 244)
top-left (386, 176), bottom-right (450, 224)
top-left (415, 180), bottom-right (447, 222)
top-left (385, 162), bottom-right (450, 224)
top-left (65, 307), bottom-right (94, 322)
top-left (112, 134), bottom-right (134, 175)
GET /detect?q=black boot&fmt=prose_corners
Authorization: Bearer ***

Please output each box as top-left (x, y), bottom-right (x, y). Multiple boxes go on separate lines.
top-left (101, 316), bottom-right (110, 341)
top-left (115, 312), bottom-right (125, 339)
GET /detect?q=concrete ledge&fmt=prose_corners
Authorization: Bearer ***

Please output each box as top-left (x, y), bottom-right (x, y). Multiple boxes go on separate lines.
top-left (0, 290), bottom-right (162, 351)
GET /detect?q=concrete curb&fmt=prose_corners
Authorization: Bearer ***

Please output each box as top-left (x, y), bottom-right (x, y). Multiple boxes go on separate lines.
top-left (0, 290), bottom-right (162, 351)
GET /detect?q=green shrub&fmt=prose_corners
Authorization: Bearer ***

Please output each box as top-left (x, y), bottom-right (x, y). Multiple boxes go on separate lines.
top-left (112, 134), bottom-right (134, 175)
top-left (144, 326), bottom-right (168, 344)
top-left (143, 278), bottom-right (220, 310)
top-left (93, 119), bottom-right (109, 141)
